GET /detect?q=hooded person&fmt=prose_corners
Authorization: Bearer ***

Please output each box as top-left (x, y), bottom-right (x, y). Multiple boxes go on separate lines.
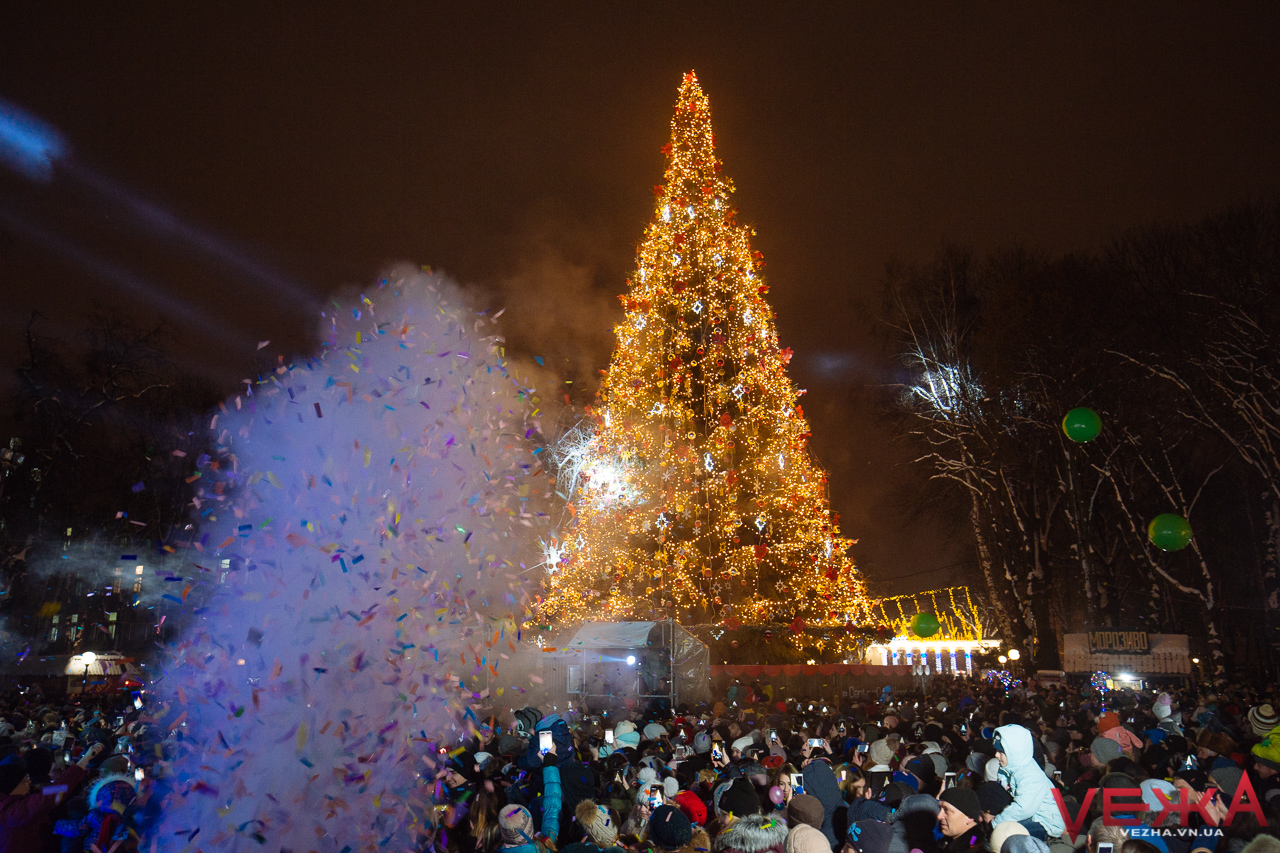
top-left (802, 756), bottom-right (844, 847)
top-left (513, 714), bottom-right (594, 845)
top-left (713, 813), bottom-right (790, 853)
top-left (989, 725), bottom-right (1065, 841)
top-left (53, 772), bottom-right (140, 852)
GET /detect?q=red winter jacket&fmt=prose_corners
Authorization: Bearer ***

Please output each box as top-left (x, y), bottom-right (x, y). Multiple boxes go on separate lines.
top-left (0, 764), bottom-right (86, 853)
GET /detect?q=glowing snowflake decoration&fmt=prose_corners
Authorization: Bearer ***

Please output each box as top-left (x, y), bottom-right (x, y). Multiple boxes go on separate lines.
top-left (693, 299), bottom-right (703, 314)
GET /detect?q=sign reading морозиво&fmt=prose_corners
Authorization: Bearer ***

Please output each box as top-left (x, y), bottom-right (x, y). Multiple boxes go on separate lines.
top-left (1087, 629), bottom-right (1148, 654)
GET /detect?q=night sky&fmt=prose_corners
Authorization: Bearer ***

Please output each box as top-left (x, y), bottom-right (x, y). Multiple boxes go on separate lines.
top-left (2, 4), bottom-right (1279, 594)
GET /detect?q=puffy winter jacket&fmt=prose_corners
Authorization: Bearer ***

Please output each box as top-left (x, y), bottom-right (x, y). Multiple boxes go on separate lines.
top-left (990, 725), bottom-right (1065, 838)
top-left (801, 760), bottom-right (842, 847)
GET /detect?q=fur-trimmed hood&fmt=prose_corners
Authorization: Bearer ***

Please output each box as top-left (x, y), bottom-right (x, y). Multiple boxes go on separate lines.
top-left (712, 814), bottom-right (788, 853)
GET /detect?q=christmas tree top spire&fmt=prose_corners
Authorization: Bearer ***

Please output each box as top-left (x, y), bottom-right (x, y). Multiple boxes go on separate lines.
top-left (540, 73), bottom-right (870, 639)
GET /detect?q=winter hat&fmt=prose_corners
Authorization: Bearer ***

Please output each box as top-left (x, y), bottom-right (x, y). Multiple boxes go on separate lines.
top-left (984, 756), bottom-right (1003, 781)
top-left (1091, 735), bottom-right (1122, 764)
top-left (576, 800), bottom-right (619, 847)
top-left (965, 752), bottom-right (989, 775)
top-left (93, 752), bottom-right (126, 776)
top-left (1241, 837), bottom-right (1280, 853)
top-left (1153, 694), bottom-right (1174, 720)
top-left (673, 790), bottom-right (707, 826)
top-left (637, 781), bottom-right (664, 805)
top-left (786, 793), bottom-right (825, 830)
top-left (645, 723), bottom-right (670, 742)
top-left (846, 819), bottom-right (894, 853)
top-left (664, 776), bottom-right (680, 800)
top-left (1210, 764), bottom-right (1244, 798)
top-left (785, 823), bottom-right (830, 853)
top-left (1140, 779), bottom-right (1177, 814)
top-left (732, 735), bottom-right (755, 755)
top-left (513, 707), bottom-right (543, 738)
top-left (0, 762), bottom-right (25, 795)
top-left (847, 798), bottom-right (893, 824)
top-left (694, 732), bottom-right (712, 754)
top-left (892, 771), bottom-right (918, 792)
top-left (1004, 837), bottom-right (1051, 853)
top-left (939, 787), bottom-right (982, 822)
top-left (904, 755), bottom-right (937, 784)
top-left (896, 793), bottom-right (940, 822)
top-left (720, 777), bottom-right (760, 818)
top-left (989, 821), bottom-right (1030, 853)
top-left (1097, 712), bottom-right (1122, 734)
top-left (499, 804), bottom-right (536, 845)
top-left (639, 767), bottom-right (660, 786)
top-left (1249, 705), bottom-right (1280, 738)
top-left (977, 781), bottom-right (1014, 816)
top-left (868, 738), bottom-right (895, 767)
top-left (650, 805), bottom-right (693, 851)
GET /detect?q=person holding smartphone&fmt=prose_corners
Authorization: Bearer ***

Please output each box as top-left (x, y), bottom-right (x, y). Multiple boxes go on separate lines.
top-left (0, 741), bottom-right (103, 853)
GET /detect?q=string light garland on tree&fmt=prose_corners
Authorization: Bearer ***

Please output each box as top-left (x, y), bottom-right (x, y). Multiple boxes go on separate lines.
top-left (538, 72), bottom-right (871, 631)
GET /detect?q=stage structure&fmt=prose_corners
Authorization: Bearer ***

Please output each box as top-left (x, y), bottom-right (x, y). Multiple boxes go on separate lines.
top-left (862, 587), bottom-right (1001, 674)
top-left (543, 621), bottom-right (710, 710)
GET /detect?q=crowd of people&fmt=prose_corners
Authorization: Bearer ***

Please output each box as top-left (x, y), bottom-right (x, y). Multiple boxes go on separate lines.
top-left (0, 691), bottom-right (155, 852)
top-left (428, 678), bottom-right (1280, 853)
top-left (1, 676), bottom-right (1279, 853)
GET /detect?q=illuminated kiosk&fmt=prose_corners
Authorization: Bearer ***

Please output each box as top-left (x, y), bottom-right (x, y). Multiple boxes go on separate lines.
top-left (543, 621), bottom-right (710, 711)
top-left (862, 587), bottom-right (1001, 674)
top-left (1062, 631), bottom-right (1192, 683)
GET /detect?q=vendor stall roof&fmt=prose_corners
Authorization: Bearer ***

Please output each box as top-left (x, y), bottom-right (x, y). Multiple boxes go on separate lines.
top-left (560, 622), bottom-right (660, 651)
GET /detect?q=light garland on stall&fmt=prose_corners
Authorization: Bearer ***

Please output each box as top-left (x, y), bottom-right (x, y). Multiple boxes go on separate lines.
top-left (537, 72), bottom-right (872, 630)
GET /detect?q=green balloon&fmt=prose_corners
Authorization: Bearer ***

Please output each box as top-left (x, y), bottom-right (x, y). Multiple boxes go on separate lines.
top-left (1063, 407), bottom-right (1102, 443)
top-left (1148, 513), bottom-right (1193, 552)
top-left (910, 612), bottom-right (940, 638)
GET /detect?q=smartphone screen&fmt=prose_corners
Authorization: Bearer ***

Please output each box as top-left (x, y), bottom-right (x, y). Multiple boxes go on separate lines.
top-left (857, 743), bottom-right (869, 754)
top-left (712, 743), bottom-right (724, 761)
top-left (605, 728), bottom-right (614, 744)
top-left (135, 767), bottom-right (145, 781)
top-left (1098, 844), bottom-right (1113, 853)
top-left (769, 729), bottom-right (777, 742)
top-left (538, 731), bottom-right (553, 755)
top-left (790, 773), bottom-right (804, 795)
top-left (133, 697), bottom-right (143, 710)
top-left (808, 738), bottom-right (822, 748)
top-left (648, 790), bottom-right (663, 809)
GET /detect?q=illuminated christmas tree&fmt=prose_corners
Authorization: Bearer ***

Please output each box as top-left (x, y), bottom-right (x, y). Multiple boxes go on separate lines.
top-left (540, 72), bottom-right (870, 634)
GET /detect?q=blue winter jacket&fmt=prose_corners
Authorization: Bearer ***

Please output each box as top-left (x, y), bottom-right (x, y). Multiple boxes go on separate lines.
top-left (990, 724), bottom-right (1066, 837)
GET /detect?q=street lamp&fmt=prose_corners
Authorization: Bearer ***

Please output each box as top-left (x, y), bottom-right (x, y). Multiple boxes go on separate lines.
top-left (998, 655), bottom-right (1008, 665)
top-left (1008, 649), bottom-right (1021, 661)
top-left (81, 651), bottom-right (97, 664)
